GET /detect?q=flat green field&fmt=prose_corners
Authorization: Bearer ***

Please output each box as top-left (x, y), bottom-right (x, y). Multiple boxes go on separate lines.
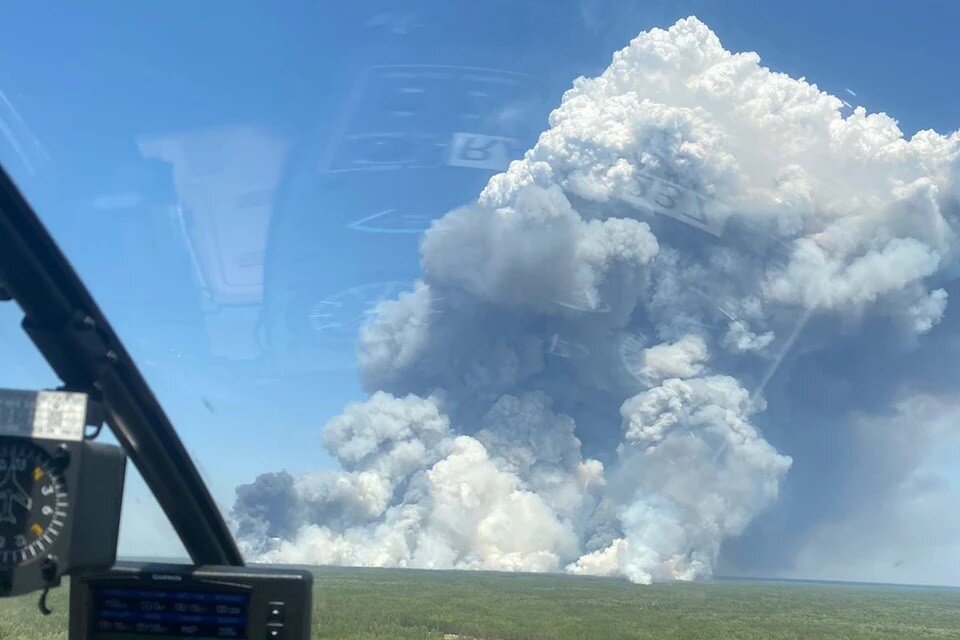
top-left (1, 567), bottom-right (959, 640)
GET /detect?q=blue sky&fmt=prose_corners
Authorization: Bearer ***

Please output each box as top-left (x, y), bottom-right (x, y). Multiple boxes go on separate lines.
top-left (1, 1), bottom-right (959, 565)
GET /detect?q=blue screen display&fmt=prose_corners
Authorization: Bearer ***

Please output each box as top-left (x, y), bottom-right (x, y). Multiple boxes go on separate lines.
top-left (91, 586), bottom-right (250, 639)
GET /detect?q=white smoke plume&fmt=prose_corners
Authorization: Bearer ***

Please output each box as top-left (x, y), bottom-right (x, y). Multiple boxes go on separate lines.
top-left (234, 17), bottom-right (960, 583)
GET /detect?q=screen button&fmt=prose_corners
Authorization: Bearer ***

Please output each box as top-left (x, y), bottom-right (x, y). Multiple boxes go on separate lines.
top-left (265, 623), bottom-right (283, 639)
top-left (267, 602), bottom-right (285, 623)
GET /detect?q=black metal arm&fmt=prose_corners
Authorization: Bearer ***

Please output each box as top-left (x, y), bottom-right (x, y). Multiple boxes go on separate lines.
top-left (0, 164), bottom-right (244, 567)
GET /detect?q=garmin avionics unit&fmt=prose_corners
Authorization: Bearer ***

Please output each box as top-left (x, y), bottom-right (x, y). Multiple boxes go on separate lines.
top-left (70, 563), bottom-right (313, 640)
top-left (0, 388), bottom-right (126, 597)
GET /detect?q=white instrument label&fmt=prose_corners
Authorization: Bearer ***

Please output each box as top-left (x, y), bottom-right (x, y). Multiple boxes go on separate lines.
top-left (0, 389), bottom-right (87, 441)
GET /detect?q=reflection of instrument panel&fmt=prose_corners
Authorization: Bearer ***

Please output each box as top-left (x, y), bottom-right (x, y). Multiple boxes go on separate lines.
top-left (288, 281), bottom-right (411, 340)
top-left (71, 562), bottom-right (313, 640)
top-left (263, 64), bottom-right (547, 374)
top-left (0, 440), bottom-right (68, 569)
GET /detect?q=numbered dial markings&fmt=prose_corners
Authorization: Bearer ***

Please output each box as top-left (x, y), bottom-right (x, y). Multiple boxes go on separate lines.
top-left (0, 442), bottom-right (67, 567)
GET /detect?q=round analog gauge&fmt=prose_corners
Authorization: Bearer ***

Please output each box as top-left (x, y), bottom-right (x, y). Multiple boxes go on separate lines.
top-left (0, 441), bottom-right (67, 568)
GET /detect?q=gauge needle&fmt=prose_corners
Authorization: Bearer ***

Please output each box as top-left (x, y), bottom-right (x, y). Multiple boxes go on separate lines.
top-left (0, 466), bottom-right (32, 523)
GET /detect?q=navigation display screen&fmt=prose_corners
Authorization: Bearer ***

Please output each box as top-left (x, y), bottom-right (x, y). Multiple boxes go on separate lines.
top-left (90, 586), bottom-right (250, 639)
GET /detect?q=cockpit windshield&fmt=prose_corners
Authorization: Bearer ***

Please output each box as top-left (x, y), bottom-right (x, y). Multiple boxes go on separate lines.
top-left (1, 3), bottom-right (959, 638)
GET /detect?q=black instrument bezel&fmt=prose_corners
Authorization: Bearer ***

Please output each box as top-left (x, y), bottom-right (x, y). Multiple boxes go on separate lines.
top-left (0, 436), bottom-right (78, 597)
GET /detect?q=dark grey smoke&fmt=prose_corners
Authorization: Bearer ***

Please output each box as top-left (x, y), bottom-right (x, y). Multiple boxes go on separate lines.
top-left (234, 17), bottom-right (960, 584)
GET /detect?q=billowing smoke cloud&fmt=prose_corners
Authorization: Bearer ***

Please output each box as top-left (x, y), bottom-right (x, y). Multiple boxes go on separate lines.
top-left (234, 17), bottom-right (960, 583)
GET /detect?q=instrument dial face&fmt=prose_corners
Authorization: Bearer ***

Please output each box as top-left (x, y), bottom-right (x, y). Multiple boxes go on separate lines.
top-left (0, 441), bottom-right (67, 568)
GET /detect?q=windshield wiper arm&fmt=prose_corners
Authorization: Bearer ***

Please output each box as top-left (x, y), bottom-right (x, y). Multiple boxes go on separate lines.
top-left (0, 164), bottom-right (244, 567)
